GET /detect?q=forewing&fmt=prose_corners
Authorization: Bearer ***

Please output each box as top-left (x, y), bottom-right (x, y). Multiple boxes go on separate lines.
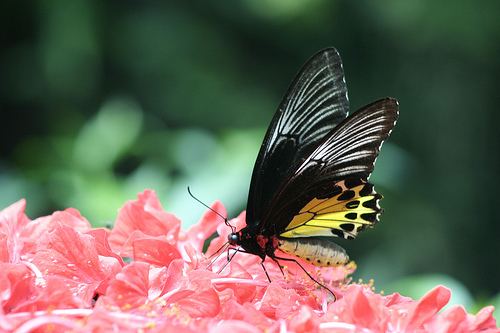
top-left (246, 48), bottom-right (349, 226)
top-left (295, 98), bottom-right (399, 182)
top-left (260, 98), bottom-right (398, 236)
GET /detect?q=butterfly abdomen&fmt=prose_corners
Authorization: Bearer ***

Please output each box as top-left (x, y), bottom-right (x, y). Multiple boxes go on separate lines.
top-left (277, 237), bottom-right (349, 267)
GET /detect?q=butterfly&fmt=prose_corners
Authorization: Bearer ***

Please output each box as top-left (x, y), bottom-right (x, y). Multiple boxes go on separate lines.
top-left (225, 47), bottom-right (398, 289)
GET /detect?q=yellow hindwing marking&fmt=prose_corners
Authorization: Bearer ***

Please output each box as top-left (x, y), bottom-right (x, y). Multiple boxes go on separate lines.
top-left (280, 179), bottom-right (381, 239)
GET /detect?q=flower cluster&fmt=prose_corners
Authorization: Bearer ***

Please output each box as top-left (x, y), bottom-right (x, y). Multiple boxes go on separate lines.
top-left (0, 190), bottom-right (498, 332)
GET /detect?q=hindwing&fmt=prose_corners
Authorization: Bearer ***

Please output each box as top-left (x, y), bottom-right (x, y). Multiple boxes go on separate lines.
top-left (279, 178), bottom-right (381, 239)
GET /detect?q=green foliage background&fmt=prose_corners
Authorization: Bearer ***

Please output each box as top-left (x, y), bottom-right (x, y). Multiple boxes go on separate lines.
top-left (1, 0), bottom-right (499, 315)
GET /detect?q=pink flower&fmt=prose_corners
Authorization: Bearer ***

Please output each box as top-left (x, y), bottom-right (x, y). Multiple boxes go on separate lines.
top-left (0, 191), bottom-right (498, 332)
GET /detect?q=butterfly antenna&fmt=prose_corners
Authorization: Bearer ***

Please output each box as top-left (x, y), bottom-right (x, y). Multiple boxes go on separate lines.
top-left (187, 187), bottom-right (235, 233)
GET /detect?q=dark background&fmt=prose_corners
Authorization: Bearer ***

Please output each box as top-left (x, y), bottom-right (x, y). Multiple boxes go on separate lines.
top-left (1, 1), bottom-right (499, 314)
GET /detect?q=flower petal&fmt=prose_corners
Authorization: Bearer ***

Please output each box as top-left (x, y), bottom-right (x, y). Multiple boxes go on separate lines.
top-left (132, 237), bottom-right (183, 266)
top-left (217, 300), bottom-right (273, 330)
top-left (108, 190), bottom-right (181, 252)
top-left (209, 319), bottom-right (262, 333)
top-left (165, 287), bottom-right (220, 318)
top-left (0, 199), bottom-right (30, 262)
top-left (468, 306), bottom-right (498, 331)
top-left (99, 260), bottom-right (152, 309)
top-left (404, 285), bottom-right (451, 330)
top-left (32, 223), bottom-right (122, 294)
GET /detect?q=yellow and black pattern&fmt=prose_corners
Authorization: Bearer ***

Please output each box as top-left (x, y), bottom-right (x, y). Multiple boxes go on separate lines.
top-left (279, 178), bottom-right (381, 240)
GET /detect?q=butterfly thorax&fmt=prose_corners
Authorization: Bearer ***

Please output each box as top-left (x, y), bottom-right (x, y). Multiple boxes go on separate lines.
top-left (228, 225), bottom-right (280, 260)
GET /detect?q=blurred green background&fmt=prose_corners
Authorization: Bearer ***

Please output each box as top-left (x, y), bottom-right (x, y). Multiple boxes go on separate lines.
top-left (1, 0), bottom-right (499, 315)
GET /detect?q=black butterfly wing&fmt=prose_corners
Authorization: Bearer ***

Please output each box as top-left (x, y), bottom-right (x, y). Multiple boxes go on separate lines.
top-left (246, 48), bottom-right (349, 227)
top-left (260, 98), bottom-right (399, 238)
top-left (293, 98), bottom-right (398, 183)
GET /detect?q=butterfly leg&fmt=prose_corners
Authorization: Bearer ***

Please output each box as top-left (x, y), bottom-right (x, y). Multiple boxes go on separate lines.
top-left (213, 246), bottom-right (244, 274)
top-left (273, 255), bottom-right (337, 301)
top-left (206, 242), bottom-right (231, 270)
top-left (260, 259), bottom-right (272, 282)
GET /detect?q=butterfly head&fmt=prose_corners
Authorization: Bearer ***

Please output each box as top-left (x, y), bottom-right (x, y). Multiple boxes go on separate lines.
top-left (227, 232), bottom-right (239, 246)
